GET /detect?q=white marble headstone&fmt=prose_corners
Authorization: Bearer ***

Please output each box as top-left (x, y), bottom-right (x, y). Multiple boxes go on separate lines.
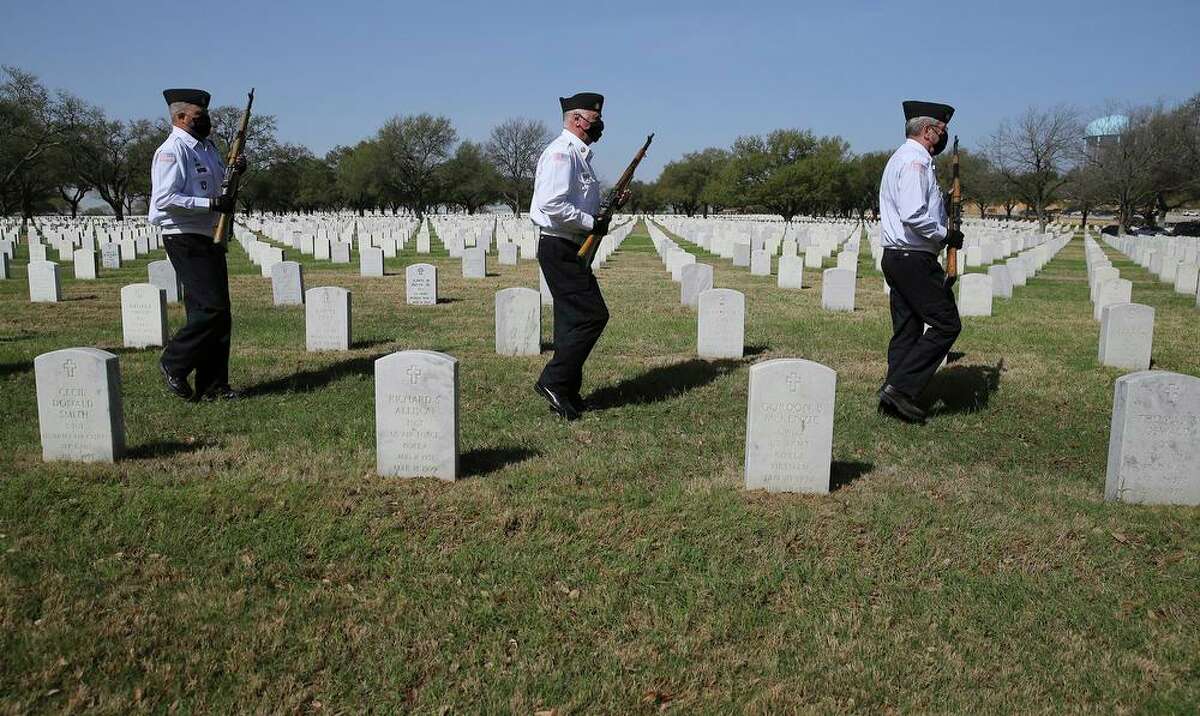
top-left (35, 347), bottom-right (125, 463)
top-left (406, 263), bottom-right (437, 306)
top-left (271, 261), bottom-right (304, 306)
top-left (494, 287), bottom-right (541, 356)
top-left (120, 284), bottom-right (168, 348)
top-left (744, 358), bottom-right (836, 494)
top-left (1105, 371), bottom-right (1200, 505)
top-left (1099, 303), bottom-right (1154, 371)
top-left (305, 286), bottom-right (352, 351)
top-left (681, 263), bottom-right (714, 308)
top-left (820, 268), bottom-right (855, 312)
top-left (375, 350), bottom-right (459, 480)
top-left (697, 288), bottom-right (744, 359)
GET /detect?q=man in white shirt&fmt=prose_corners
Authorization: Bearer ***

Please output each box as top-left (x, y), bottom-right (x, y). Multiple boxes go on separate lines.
top-left (530, 92), bottom-right (618, 420)
top-left (877, 100), bottom-right (964, 423)
top-left (149, 88), bottom-right (246, 402)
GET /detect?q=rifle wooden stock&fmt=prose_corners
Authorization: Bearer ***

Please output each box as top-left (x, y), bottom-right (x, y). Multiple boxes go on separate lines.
top-left (214, 88), bottom-right (255, 244)
top-left (945, 135), bottom-right (961, 282)
top-left (576, 133), bottom-right (654, 267)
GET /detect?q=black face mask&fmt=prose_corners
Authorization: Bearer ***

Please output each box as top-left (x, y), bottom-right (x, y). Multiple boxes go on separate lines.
top-left (931, 128), bottom-right (948, 156)
top-left (585, 118), bottom-right (604, 143)
top-left (191, 114), bottom-right (212, 139)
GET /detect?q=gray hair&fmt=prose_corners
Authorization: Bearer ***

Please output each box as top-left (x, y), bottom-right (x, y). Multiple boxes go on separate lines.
top-left (906, 116), bottom-right (939, 138)
top-left (563, 109), bottom-right (598, 128)
top-left (168, 101), bottom-right (199, 120)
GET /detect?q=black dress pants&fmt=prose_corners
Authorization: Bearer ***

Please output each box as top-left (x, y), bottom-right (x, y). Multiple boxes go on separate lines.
top-left (881, 248), bottom-right (961, 399)
top-left (537, 235), bottom-right (608, 397)
top-left (161, 233), bottom-right (232, 393)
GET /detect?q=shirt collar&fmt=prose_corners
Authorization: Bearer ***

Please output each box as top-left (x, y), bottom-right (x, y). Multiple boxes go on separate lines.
top-left (904, 137), bottom-right (931, 159)
top-left (561, 129), bottom-right (592, 159)
top-left (171, 125), bottom-right (201, 149)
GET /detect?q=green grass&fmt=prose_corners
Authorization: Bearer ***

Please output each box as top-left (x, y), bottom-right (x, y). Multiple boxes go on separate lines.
top-left (1, 220), bottom-right (1197, 713)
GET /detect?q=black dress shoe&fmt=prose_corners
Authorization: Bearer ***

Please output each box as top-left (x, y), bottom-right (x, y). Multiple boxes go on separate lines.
top-left (200, 384), bottom-right (242, 402)
top-left (160, 361), bottom-right (193, 401)
top-left (879, 384), bottom-right (927, 424)
top-left (535, 382), bottom-right (581, 421)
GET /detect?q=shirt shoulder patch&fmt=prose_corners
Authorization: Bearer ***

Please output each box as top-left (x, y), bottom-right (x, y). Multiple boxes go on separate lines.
top-left (909, 160), bottom-right (927, 171)
top-left (157, 152), bottom-right (176, 163)
top-left (551, 152), bottom-right (570, 163)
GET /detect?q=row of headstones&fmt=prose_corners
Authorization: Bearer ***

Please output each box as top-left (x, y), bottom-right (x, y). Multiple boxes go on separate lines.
top-left (1084, 238), bottom-right (1155, 371)
top-left (20, 244), bottom-right (177, 303)
top-left (1101, 233), bottom-right (1200, 309)
top-left (934, 234), bottom-right (1073, 318)
top-left (32, 347), bottom-right (1200, 505)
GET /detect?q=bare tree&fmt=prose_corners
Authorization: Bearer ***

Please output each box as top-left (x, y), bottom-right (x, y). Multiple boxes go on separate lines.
top-left (1081, 106), bottom-right (1174, 233)
top-left (990, 105), bottom-right (1080, 232)
top-left (486, 117), bottom-right (553, 217)
top-left (72, 116), bottom-right (160, 220)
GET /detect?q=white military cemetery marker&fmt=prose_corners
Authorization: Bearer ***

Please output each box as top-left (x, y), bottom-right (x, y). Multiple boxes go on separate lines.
top-left (101, 243), bottom-right (120, 269)
top-left (1006, 257), bottom-right (1026, 287)
top-left (360, 245), bottom-right (384, 277)
top-left (260, 246), bottom-right (284, 278)
top-left (805, 245), bottom-right (823, 269)
top-left (417, 232), bottom-right (431, 254)
top-left (305, 286), bottom-right (352, 351)
top-left (821, 268), bottom-right (855, 312)
top-left (73, 248), bottom-right (97, 280)
top-left (331, 241), bottom-right (351, 263)
top-left (750, 249), bottom-right (771, 276)
top-left (29, 242), bottom-right (47, 261)
top-left (957, 273), bottom-right (993, 317)
top-left (0, 252), bottom-right (8, 280)
top-left (836, 250), bottom-right (857, 274)
top-left (680, 263), bottom-right (713, 308)
top-left (35, 347), bottom-right (125, 463)
top-left (744, 358), bottom-right (836, 494)
top-left (1099, 303), bottom-right (1154, 371)
top-left (494, 287), bottom-right (541, 356)
top-left (1104, 371), bottom-right (1200, 506)
top-left (499, 243), bottom-right (518, 265)
top-left (1093, 278), bottom-right (1132, 321)
top-left (462, 248), bottom-right (486, 278)
top-left (120, 284), bottom-right (167, 348)
top-left (733, 242), bottom-right (751, 267)
top-left (147, 260), bottom-right (181, 304)
top-left (987, 265), bottom-right (1013, 299)
top-left (28, 260), bottom-right (60, 302)
top-left (271, 261), bottom-right (304, 305)
top-left (375, 350), bottom-right (459, 481)
top-left (778, 255), bottom-right (803, 289)
top-left (1174, 263), bottom-right (1199, 296)
top-left (314, 237), bottom-right (331, 260)
top-left (406, 263), bottom-right (438, 305)
top-left (697, 288), bottom-right (745, 359)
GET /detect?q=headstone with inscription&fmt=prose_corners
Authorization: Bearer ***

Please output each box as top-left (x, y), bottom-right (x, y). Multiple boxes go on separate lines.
top-left (101, 243), bottom-right (121, 269)
top-left (1094, 278), bottom-right (1132, 321)
top-left (406, 263), bottom-right (438, 305)
top-left (494, 287), bottom-right (541, 356)
top-left (271, 261), bottom-right (304, 306)
top-left (375, 350), bottom-right (459, 480)
top-left (35, 347), bottom-right (125, 463)
top-left (681, 263), bottom-right (714, 308)
top-left (697, 288), bottom-right (745, 359)
top-left (28, 260), bottom-right (60, 302)
top-left (305, 286), bottom-right (352, 351)
top-left (73, 248), bottom-right (97, 280)
top-left (120, 284), bottom-right (168, 348)
top-left (148, 260), bottom-right (182, 304)
top-left (1104, 371), bottom-right (1200, 505)
top-left (1099, 303), bottom-right (1154, 371)
top-left (743, 358), bottom-right (836, 494)
top-left (821, 268), bottom-right (855, 312)
top-left (462, 248), bottom-right (486, 278)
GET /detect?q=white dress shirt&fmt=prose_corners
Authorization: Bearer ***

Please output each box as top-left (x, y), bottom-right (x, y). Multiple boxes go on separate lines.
top-left (879, 138), bottom-right (947, 254)
top-left (148, 126), bottom-right (225, 237)
top-left (529, 129), bottom-right (601, 243)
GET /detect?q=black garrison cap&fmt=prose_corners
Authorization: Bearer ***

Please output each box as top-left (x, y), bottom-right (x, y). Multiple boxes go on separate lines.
top-left (903, 100), bottom-right (954, 123)
top-left (560, 92), bottom-right (604, 113)
top-left (162, 88), bottom-right (211, 108)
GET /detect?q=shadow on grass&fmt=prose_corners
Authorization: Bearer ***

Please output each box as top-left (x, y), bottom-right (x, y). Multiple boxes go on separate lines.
top-left (127, 439), bottom-right (211, 460)
top-left (61, 294), bottom-right (98, 302)
top-left (0, 332), bottom-right (36, 343)
top-left (586, 358), bottom-right (744, 410)
top-left (831, 460), bottom-right (874, 491)
top-left (351, 338), bottom-right (392, 350)
top-left (0, 360), bottom-right (33, 378)
top-left (243, 353), bottom-right (386, 397)
top-left (436, 297), bottom-right (459, 305)
top-left (922, 359), bottom-right (1004, 416)
top-left (461, 446), bottom-right (540, 478)
top-left (744, 344), bottom-right (770, 357)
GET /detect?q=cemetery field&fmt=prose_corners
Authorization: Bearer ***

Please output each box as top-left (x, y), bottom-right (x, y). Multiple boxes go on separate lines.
top-left (2, 221), bottom-right (1199, 712)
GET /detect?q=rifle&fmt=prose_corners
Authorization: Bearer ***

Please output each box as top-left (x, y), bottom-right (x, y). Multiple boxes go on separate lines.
top-left (944, 135), bottom-right (961, 287)
top-left (213, 88), bottom-right (255, 244)
top-left (576, 132), bottom-right (654, 269)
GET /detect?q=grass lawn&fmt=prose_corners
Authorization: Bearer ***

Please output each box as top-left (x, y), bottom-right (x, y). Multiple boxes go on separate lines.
top-left (1, 219), bottom-right (1197, 713)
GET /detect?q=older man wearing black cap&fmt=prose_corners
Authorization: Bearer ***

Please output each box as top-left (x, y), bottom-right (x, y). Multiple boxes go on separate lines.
top-left (877, 100), bottom-right (965, 424)
top-left (529, 92), bottom-right (617, 420)
top-left (149, 88), bottom-right (246, 402)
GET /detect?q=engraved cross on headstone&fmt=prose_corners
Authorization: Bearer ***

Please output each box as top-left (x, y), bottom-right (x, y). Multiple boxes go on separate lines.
top-left (62, 359), bottom-right (77, 379)
top-left (786, 372), bottom-right (802, 393)
top-left (407, 366), bottom-right (422, 384)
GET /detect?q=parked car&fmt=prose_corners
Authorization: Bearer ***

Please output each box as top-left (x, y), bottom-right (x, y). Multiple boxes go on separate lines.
top-left (1169, 221), bottom-right (1200, 237)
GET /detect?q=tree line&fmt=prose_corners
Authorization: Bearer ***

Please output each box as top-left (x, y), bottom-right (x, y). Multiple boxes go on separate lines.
top-left (3, 66), bottom-right (1196, 231)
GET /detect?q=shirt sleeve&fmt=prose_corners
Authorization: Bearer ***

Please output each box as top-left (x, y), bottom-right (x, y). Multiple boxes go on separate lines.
top-left (534, 151), bottom-right (594, 233)
top-left (150, 145), bottom-right (211, 214)
top-left (896, 160), bottom-right (945, 241)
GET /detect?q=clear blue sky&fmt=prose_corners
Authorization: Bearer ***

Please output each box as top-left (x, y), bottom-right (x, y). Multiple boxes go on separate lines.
top-left (4, 0), bottom-right (1198, 181)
